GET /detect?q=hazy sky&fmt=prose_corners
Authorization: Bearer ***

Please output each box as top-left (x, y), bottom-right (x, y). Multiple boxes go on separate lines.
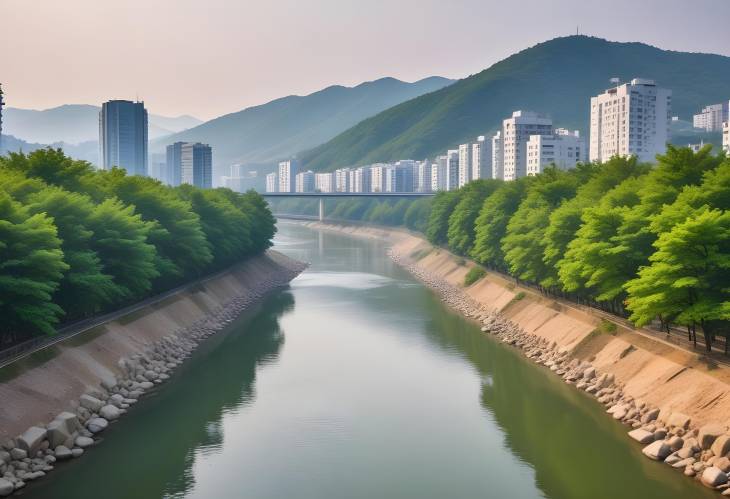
top-left (2, 0), bottom-right (729, 120)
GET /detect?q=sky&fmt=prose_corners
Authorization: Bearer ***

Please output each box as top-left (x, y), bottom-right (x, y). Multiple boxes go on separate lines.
top-left (2, 0), bottom-right (730, 120)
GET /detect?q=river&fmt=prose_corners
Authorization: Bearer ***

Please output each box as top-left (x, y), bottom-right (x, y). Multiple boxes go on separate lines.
top-left (21, 221), bottom-right (712, 499)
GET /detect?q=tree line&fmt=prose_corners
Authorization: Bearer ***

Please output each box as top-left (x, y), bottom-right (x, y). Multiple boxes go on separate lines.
top-left (0, 149), bottom-right (276, 346)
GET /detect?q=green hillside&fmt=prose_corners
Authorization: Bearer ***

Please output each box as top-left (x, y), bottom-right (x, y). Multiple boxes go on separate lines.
top-left (151, 76), bottom-right (453, 173)
top-left (301, 36), bottom-right (730, 171)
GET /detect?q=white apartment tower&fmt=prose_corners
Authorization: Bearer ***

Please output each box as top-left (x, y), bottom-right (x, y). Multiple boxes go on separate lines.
top-left (278, 159), bottom-right (299, 193)
top-left (266, 172), bottom-right (278, 193)
top-left (526, 129), bottom-right (586, 176)
top-left (295, 170), bottom-right (315, 193)
top-left (500, 111), bottom-right (553, 181)
top-left (458, 143), bottom-right (472, 188)
top-left (431, 156), bottom-right (447, 192)
top-left (416, 160), bottom-right (432, 193)
top-left (370, 164), bottom-right (388, 193)
top-left (491, 131), bottom-right (503, 180)
top-left (335, 168), bottom-right (351, 192)
top-left (315, 172), bottom-right (334, 193)
top-left (589, 78), bottom-right (671, 163)
top-left (723, 121), bottom-right (729, 155)
top-left (445, 150), bottom-right (459, 191)
top-left (352, 166), bottom-right (371, 193)
top-left (471, 136), bottom-right (491, 181)
top-left (693, 102), bottom-right (729, 132)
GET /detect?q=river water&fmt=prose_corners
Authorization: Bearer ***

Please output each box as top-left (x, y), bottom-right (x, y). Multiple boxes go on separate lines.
top-left (22, 221), bottom-right (712, 499)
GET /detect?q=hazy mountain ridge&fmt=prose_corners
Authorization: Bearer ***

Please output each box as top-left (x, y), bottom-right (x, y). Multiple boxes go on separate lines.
top-left (151, 76), bottom-right (455, 174)
top-left (299, 36), bottom-right (730, 171)
top-left (4, 105), bottom-right (203, 145)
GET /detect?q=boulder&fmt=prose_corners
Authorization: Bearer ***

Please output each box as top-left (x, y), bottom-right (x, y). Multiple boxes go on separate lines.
top-left (86, 418), bottom-right (108, 434)
top-left (99, 405), bottom-right (121, 421)
top-left (642, 441), bottom-right (672, 461)
top-left (699, 424), bottom-right (725, 450)
top-left (641, 408), bottom-right (660, 424)
top-left (71, 448), bottom-right (83, 458)
top-left (79, 394), bottom-right (104, 412)
top-left (0, 451), bottom-right (9, 464)
top-left (17, 427), bottom-right (47, 455)
top-left (628, 429), bottom-right (655, 445)
top-left (667, 436), bottom-right (684, 451)
top-left (10, 448), bottom-right (27, 460)
top-left (713, 435), bottom-right (730, 459)
top-left (717, 457), bottom-right (730, 473)
top-left (667, 412), bottom-right (691, 429)
top-left (0, 478), bottom-right (12, 497)
top-left (54, 445), bottom-right (73, 460)
top-left (74, 436), bottom-right (94, 449)
top-left (46, 420), bottom-right (71, 449)
top-left (701, 467), bottom-right (728, 488)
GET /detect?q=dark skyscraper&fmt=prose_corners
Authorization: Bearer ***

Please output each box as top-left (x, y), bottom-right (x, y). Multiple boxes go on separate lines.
top-left (99, 100), bottom-right (148, 176)
top-left (165, 142), bottom-right (212, 189)
top-left (0, 83), bottom-right (4, 153)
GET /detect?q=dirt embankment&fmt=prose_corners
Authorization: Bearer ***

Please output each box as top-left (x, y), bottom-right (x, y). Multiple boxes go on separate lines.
top-left (309, 222), bottom-right (730, 429)
top-left (0, 250), bottom-right (304, 442)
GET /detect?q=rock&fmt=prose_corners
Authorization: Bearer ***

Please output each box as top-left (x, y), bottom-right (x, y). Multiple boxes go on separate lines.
top-left (54, 445), bottom-right (73, 460)
top-left (642, 441), bottom-right (672, 461)
top-left (9, 448), bottom-right (27, 460)
top-left (0, 452), bottom-right (8, 464)
top-left (0, 478), bottom-right (12, 497)
top-left (713, 435), bottom-right (730, 459)
top-left (673, 457), bottom-right (695, 469)
top-left (641, 408), bottom-right (660, 424)
top-left (699, 424), bottom-right (725, 450)
top-left (667, 412), bottom-right (691, 429)
top-left (724, 488), bottom-right (730, 496)
top-left (46, 419), bottom-right (72, 448)
top-left (139, 381), bottom-right (154, 390)
top-left (74, 436), bottom-right (94, 449)
top-left (628, 429), bottom-right (655, 444)
top-left (701, 467), bottom-right (728, 488)
top-left (677, 446), bottom-right (696, 459)
top-left (667, 436), bottom-right (684, 451)
top-left (79, 394), bottom-right (105, 412)
top-left (664, 454), bottom-right (681, 465)
top-left (717, 457), bottom-right (730, 473)
top-left (653, 429), bottom-right (667, 441)
top-left (99, 405), bottom-right (121, 421)
top-left (86, 418), bottom-right (108, 434)
top-left (17, 427), bottom-right (47, 456)
top-left (71, 448), bottom-right (83, 458)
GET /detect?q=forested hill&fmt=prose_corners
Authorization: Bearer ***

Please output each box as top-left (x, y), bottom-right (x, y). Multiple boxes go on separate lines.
top-left (151, 76), bottom-right (454, 171)
top-left (300, 36), bottom-right (730, 171)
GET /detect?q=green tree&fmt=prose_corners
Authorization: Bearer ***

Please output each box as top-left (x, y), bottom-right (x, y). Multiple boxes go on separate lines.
top-left (625, 207), bottom-right (730, 352)
top-left (426, 191), bottom-right (459, 245)
top-left (404, 197), bottom-right (432, 232)
top-left (447, 179), bottom-right (500, 255)
top-left (0, 192), bottom-right (68, 342)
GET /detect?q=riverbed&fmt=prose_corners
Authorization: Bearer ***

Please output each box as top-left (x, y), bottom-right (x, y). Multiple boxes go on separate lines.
top-left (20, 221), bottom-right (713, 498)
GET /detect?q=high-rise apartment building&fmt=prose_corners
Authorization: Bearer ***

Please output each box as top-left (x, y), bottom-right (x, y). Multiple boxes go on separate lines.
top-left (723, 121), bottom-right (729, 155)
top-left (693, 102), bottom-right (729, 132)
top-left (165, 142), bottom-right (212, 189)
top-left (526, 129), bottom-right (586, 176)
top-left (431, 157), bottom-right (447, 192)
top-left (335, 167), bottom-right (351, 192)
top-left (315, 172), bottom-right (334, 193)
top-left (0, 83), bottom-right (4, 152)
top-left (266, 172), bottom-right (278, 192)
top-left (99, 100), bottom-right (148, 176)
top-left (491, 131), bottom-right (503, 180)
top-left (458, 143), bottom-right (472, 188)
top-left (295, 170), bottom-right (315, 192)
top-left (370, 164), bottom-right (388, 193)
top-left (445, 150), bottom-right (459, 191)
top-left (384, 161), bottom-right (415, 193)
top-left (500, 111), bottom-right (553, 181)
top-left (589, 78), bottom-right (671, 163)
top-left (471, 136), bottom-right (491, 181)
top-left (278, 159), bottom-right (298, 193)
top-left (416, 160), bottom-right (432, 193)
top-left (353, 166), bottom-right (372, 193)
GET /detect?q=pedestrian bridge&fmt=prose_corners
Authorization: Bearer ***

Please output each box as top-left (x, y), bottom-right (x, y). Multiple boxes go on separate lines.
top-left (262, 192), bottom-right (434, 221)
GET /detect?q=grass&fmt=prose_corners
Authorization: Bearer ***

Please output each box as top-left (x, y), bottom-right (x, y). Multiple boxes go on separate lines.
top-left (410, 248), bottom-right (432, 261)
top-left (464, 267), bottom-right (486, 287)
top-left (597, 319), bottom-right (618, 335)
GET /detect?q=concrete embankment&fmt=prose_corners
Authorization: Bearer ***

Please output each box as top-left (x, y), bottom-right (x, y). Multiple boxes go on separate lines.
top-left (308, 221), bottom-right (730, 494)
top-left (0, 250), bottom-right (306, 496)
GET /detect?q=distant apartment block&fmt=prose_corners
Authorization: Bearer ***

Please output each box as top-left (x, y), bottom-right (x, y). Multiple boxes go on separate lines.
top-left (491, 131), bottom-right (503, 180)
top-left (458, 143), bottom-right (472, 188)
top-left (295, 170), bottom-right (315, 193)
top-left (0, 83), bottom-right (4, 152)
top-left (223, 166), bottom-right (265, 193)
top-left (723, 121), bottom-right (729, 154)
top-left (315, 172), bottom-right (334, 193)
top-left (693, 102), bottom-right (729, 132)
top-left (370, 164), bottom-right (388, 193)
top-left (99, 100), bottom-right (148, 176)
top-left (266, 172), bottom-right (278, 193)
top-left (165, 142), bottom-right (212, 188)
top-left (500, 111), bottom-right (553, 181)
top-left (335, 168), bottom-right (351, 192)
top-left (471, 136), bottom-right (491, 181)
top-left (445, 150), bottom-right (459, 191)
top-left (278, 159), bottom-right (298, 193)
top-left (589, 78), bottom-right (671, 163)
top-left (526, 129), bottom-right (586, 175)
top-left (416, 160), bottom-right (432, 193)
top-left (384, 161), bottom-right (415, 193)
top-left (352, 166), bottom-right (371, 193)
top-left (431, 156), bottom-right (447, 192)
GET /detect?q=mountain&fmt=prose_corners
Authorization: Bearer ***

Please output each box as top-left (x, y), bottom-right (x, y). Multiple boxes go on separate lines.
top-left (300, 36), bottom-right (730, 171)
top-left (3, 105), bottom-right (203, 144)
top-left (0, 134), bottom-right (99, 164)
top-left (152, 76), bottom-right (455, 173)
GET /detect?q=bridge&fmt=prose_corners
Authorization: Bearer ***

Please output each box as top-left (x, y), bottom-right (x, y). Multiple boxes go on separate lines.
top-left (261, 192), bottom-right (434, 221)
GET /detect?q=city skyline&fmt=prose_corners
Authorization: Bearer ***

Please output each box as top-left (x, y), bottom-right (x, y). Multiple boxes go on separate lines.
top-left (2, 0), bottom-right (730, 120)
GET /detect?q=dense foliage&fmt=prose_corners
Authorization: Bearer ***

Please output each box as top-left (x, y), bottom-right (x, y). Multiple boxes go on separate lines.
top-left (0, 149), bottom-right (276, 345)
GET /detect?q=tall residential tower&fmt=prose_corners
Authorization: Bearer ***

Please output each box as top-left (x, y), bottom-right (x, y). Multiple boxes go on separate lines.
top-left (99, 100), bottom-right (149, 176)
